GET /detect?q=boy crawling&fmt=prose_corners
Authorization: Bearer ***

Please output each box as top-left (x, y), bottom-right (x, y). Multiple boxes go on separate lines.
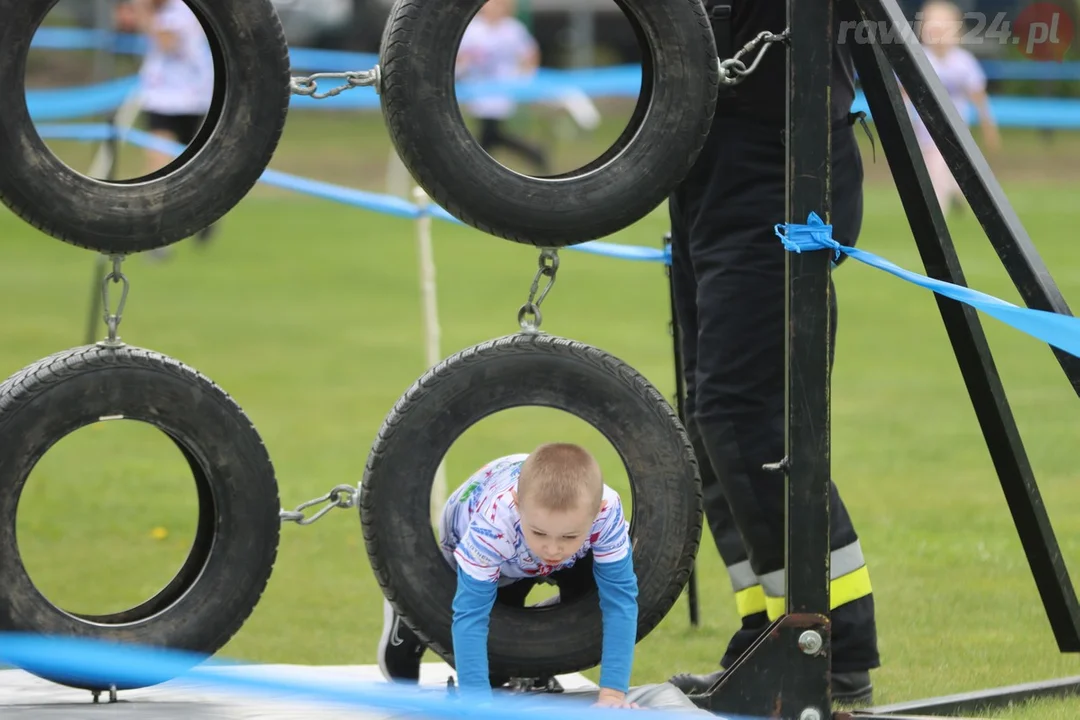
top-left (379, 443), bottom-right (639, 708)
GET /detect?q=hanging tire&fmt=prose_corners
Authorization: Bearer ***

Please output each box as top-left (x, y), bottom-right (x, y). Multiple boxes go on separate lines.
top-left (379, 0), bottom-right (719, 247)
top-left (361, 333), bottom-right (703, 678)
top-left (0, 345), bottom-right (281, 691)
top-left (0, 0), bottom-right (290, 254)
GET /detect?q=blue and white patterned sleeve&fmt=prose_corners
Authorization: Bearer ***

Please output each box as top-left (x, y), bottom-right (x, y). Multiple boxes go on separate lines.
top-left (591, 489), bottom-right (632, 565)
top-left (453, 508), bottom-right (515, 583)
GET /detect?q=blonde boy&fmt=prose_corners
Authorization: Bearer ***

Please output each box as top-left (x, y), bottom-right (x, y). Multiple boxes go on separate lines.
top-left (379, 443), bottom-right (638, 708)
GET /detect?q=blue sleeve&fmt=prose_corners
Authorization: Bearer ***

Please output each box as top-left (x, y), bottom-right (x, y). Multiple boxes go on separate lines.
top-left (451, 563), bottom-right (497, 698)
top-left (592, 550), bottom-right (638, 693)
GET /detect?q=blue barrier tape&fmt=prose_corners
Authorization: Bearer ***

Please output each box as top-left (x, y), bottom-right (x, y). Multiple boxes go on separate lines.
top-left (570, 241), bottom-right (673, 264)
top-left (27, 76), bottom-right (138, 122)
top-left (31, 123), bottom-right (669, 264)
top-left (0, 633), bottom-right (761, 720)
top-left (849, 91), bottom-right (1080, 130)
top-left (34, 123), bottom-right (118, 142)
top-left (776, 212), bottom-right (1080, 360)
top-left (257, 166), bottom-right (422, 221)
top-left (31, 27), bottom-right (1080, 81)
top-left (30, 27), bottom-right (147, 54)
top-left (29, 28), bottom-right (381, 69)
top-left (25, 72), bottom-right (638, 120)
top-left (119, 127), bottom-right (422, 221)
top-left (981, 59), bottom-right (1080, 81)
top-left (22, 29), bottom-right (1080, 128)
top-left (26, 69), bottom-right (1080, 129)
top-left (288, 47), bottom-right (380, 71)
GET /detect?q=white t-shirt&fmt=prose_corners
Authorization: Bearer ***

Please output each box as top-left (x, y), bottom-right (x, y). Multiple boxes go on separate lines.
top-left (911, 46), bottom-right (986, 147)
top-left (457, 16), bottom-right (537, 120)
top-left (138, 0), bottom-right (214, 116)
top-left (439, 454), bottom-right (631, 584)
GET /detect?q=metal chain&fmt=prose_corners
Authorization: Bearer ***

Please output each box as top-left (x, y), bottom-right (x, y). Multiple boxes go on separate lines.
top-left (286, 38), bottom-right (786, 99)
top-left (517, 249), bottom-right (559, 332)
top-left (719, 29), bottom-right (790, 86)
top-left (280, 484), bottom-right (360, 526)
top-left (98, 254), bottom-right (129, 348)
top-left (289, 67), bottom-right (381, 100)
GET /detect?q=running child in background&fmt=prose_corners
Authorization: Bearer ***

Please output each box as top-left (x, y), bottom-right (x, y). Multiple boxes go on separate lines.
top-left (912, 0), bottom-right (1001, 214)
top-left (378, 443), bottom-right (639, 708)
top-left (456, 0), bottom-right (551, 174)
top-left (116, 0), bottom-right (218, 253)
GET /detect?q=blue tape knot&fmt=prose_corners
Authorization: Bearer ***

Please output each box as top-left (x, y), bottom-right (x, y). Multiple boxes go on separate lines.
top-left (774, 212), bottom-right (842, 260)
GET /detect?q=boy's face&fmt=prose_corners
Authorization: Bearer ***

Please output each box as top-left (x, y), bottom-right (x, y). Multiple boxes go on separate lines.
top-left (517, 497), bottom-right (595, 566)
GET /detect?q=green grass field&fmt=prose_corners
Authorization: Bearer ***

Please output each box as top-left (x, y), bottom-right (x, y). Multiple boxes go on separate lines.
top-left (3, 107), bottom-right (1080, 718)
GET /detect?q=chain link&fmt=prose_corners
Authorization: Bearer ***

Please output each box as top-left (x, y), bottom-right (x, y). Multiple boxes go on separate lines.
top-left (289, 67), bottom-right (381, 100)
top-left (286, 38), bottom-right (785, 99)
top-left (719, 29), bottom-right (790, 86)
top-left (285, 38), bottom-right (787, 98)
top-left (280, 484), bottom-right (360, 526)
top-left (97, 254), bottom-right (129, 348)
top-left (517, 249), bottom-right (559, 332)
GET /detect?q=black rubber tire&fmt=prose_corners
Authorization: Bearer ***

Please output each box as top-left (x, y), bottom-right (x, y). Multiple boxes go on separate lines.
top-left (360, 333), bottom-right (703, 678)
top-left (0, 0), bottom-right (290, 254)
top-left (378, 0), bottom-right (719, 247)
top-left (0, 345), bottom-right (281, 691)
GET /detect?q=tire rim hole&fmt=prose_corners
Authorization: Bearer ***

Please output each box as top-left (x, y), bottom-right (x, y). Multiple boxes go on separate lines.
top-left (435, 406), bottom-right (634, 611)
top-left (15, 418), bottom-right (203, 620)
top-left (455, 0), bottom-right (647, 180)
top-left (27, 1), bottom-right (222, 184)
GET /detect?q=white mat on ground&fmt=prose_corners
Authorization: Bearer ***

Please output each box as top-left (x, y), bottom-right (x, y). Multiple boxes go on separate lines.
top-left (0, 661), bottom-right (598, 719)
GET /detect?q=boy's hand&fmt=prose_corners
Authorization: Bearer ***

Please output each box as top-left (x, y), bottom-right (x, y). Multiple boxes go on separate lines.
top-left (594, 688), bottom-right (639, 709)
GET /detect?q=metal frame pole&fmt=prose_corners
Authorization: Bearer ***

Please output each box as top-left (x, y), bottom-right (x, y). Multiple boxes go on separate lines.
top-left (663, 232), bottom-right (700, 628)
top-left (692, 1), bottom-right (835, 716)
top-left (783, 0), bottom-right (835, 714)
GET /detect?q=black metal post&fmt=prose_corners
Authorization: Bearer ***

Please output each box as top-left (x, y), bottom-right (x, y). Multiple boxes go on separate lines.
top-left (690, 1), bottom-right (835, 717)
top-left (845, 4), bottom-right (1080, 655)
top-left (783, 0), bottom-right (835, 712)
top-left (853, 0), bottom-right (1080, 398)
top-left (84, 254), bottom-right (108, 346)
top-left (848, 673), bottom-right (1080, 719)
top-left (663, 232), bottom-right (701, 628)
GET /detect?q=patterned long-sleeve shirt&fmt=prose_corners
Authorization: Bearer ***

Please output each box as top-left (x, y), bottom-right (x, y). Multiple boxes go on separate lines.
top-left (439, 455), bottom-right (638, 696)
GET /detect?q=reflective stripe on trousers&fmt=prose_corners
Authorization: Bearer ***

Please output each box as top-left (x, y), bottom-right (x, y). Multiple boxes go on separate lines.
top-left (726, 540), bottom-right (872, 620)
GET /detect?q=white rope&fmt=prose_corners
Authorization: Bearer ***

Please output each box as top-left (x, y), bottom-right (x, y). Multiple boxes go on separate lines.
top-left (413, 187), bottom-right (449, 520)
top-left (555, 89), bottom-right (601, 132)
top-left (88, 89), bottom-right (143, 179)
top-left (386, 149), bottom-right (411, 198)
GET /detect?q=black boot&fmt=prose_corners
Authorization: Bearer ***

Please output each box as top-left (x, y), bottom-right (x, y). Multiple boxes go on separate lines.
top-left (832, 670), bottom-right (873, 706)
top-left (668, 669), bottom-right (723, 695)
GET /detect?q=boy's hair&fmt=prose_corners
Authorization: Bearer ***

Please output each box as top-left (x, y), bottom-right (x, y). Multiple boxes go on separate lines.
top-left (517, 443), bottom-right (603, 513)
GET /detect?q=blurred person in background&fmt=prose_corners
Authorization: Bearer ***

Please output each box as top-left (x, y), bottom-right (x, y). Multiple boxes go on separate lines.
top-left (115, 0), bottom-right (218, 256)
top-left (911, 0), bottom-right (1001, 215)
top-left (456, 0), bottom-right (551, 174)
